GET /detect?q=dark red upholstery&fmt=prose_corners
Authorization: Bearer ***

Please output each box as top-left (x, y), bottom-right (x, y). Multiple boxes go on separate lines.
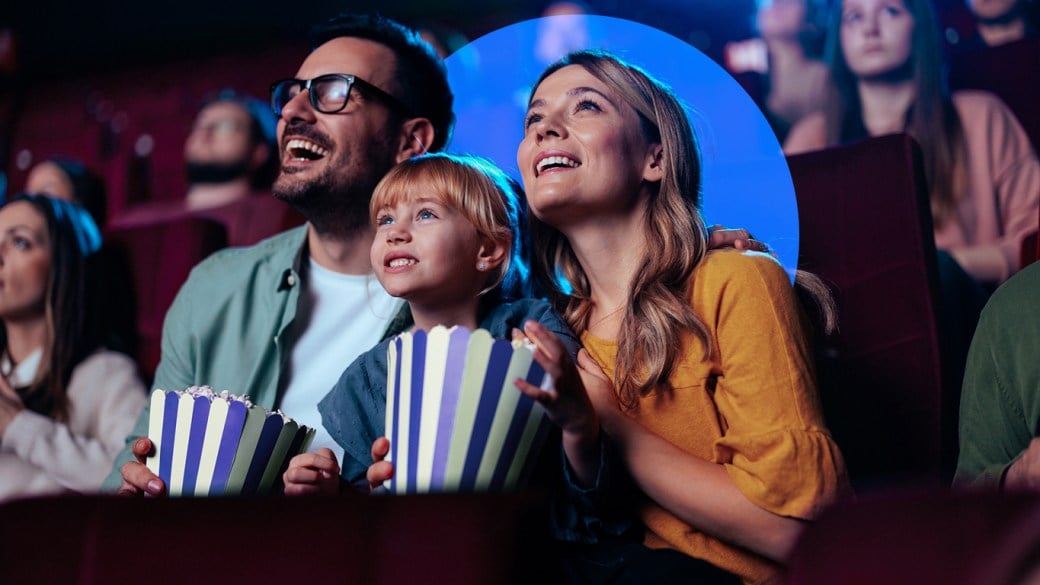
top-left (782, 489), bottom-right (1040, 585)
top-left (0, 492), bottom-right (549, 584)
top-left (5, 41), bottom-right (306, 220)
top-left (787, 134), bottom-right (948, 490)
top-left (104, 216), bottom-right (228, 383)
top-left (949, 38), bottom-right (1040, 153)
top-left (1022, 230), bottom-right (1038, 270)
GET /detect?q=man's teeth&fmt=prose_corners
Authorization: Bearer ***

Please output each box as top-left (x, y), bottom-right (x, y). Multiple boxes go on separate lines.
top-left (537, 155), bottom-right (580, 173)
top-left (286, 139), bottom-right (330, 160)
top-left (389, 258), bottom-right (417, 268)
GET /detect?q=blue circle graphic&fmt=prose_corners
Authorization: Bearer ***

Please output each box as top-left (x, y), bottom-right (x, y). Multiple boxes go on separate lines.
top-left (443, 15), bottom-right (798, 281)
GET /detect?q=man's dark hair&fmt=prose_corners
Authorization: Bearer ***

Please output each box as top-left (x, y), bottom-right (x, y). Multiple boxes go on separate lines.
top-left (309, 13), bottom-right (455, 152)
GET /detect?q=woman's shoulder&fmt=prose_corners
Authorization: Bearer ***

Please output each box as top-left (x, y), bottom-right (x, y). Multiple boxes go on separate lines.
top-left (951, 89), bottom-right (1033, 154)
top-left (694, 250), bottom-right (793, 295)
top-left (784, 111), bottom-right (828, 155)
top-left (72, 349), bottom-right (139, 378)
top-left (951, 89), bottom-right (1010, 112)
top-left (950, 89), bottom-right (1023, 131)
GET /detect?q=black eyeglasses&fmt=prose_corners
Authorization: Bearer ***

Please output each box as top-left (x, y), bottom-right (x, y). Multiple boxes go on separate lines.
top-left (269, 73), bottom-right (415, 118)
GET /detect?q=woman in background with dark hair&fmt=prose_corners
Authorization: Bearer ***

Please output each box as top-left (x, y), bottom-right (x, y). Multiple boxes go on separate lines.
top-left (25, 157), bottom-right (108, 229)
top-left (726, 0), bottom-right (832, 141)
top-left (785, 0), bottom-right (1039, 287)
top-left (0, 194), bottom-right (145, 503)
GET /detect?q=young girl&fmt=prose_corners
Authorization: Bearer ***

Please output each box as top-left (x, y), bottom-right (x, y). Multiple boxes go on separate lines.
top-left (784, 0), bottom-right (1040, 286)
top-left (517, 50), bottom-right (849, 584)
top-left (0, 194), bottom-right (146, 502)
top-left (283, 153), bottom-right (600, 494)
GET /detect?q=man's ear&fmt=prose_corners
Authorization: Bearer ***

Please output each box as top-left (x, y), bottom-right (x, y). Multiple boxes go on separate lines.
top-left (643, 143), bottom-right (664, 183)
top-left (397, 118), bottom-right (435, 163)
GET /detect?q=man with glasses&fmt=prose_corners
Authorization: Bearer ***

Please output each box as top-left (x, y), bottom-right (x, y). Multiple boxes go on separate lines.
top-left (104, 12), bottom-right (454, 496)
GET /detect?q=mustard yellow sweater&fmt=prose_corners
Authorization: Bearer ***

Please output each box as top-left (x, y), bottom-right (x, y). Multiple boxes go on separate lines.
top-left (582, 250), bottom-right (850, 585)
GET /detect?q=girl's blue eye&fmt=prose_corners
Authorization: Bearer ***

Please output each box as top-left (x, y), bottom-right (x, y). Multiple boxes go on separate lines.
top-left (376, 215), bottom-right (394, 226)
top-left (418, 209), bottom-right (436, 220)
top-left (12, 236), bottom-right (31, 250)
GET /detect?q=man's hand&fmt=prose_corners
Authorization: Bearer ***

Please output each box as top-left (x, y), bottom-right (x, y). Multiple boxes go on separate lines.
top-left (708, 225), bottom-right (771, 255)
top-left (1005, 438), bottom-right (1040, 491)
top-left (115, 437), bottom-right (166, 497)
top-left (283, 448), bottom-right (342, 496)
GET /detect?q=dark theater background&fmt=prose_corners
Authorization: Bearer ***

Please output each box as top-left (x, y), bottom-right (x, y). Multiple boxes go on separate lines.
top-left (2, 1), bottom-right (1038, 584)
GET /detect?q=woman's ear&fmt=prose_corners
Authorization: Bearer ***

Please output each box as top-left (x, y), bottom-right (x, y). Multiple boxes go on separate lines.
top-left (642, 143), bottom-right (664, 183)
top-left (397, 118), bottom-right (435, 162)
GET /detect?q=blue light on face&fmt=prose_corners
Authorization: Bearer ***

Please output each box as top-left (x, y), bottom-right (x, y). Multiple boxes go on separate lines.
top-left (444, 15), bottom-right (799, 283)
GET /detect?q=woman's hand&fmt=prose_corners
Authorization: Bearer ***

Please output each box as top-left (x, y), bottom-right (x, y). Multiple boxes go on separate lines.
top-left (283, 447), bottom-right (342, 496)
top-left (515, 320), bottom-right (601, 486)
top-left (0, 374), bottom-right (25, 436)
top-left (575, 349), bottom-right (623, 427)
top-left (366, 437), bottom-right (394, 493)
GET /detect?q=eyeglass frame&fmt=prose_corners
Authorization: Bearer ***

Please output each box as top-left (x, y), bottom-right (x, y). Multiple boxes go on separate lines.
top-left (269, 73), bottom-right (416, 119)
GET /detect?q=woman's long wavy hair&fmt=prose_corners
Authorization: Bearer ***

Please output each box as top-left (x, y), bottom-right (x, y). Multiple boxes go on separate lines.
top-left (528, 50), bottom-right (712, 409)
top-left (822, 0), bottom-right (965, 227)
top-left (529, 50), bottom-right (836, 409)
top-left (0, 194), bottom-right (102, 422)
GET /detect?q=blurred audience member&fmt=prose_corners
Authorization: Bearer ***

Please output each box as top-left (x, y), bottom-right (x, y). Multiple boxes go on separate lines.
top-left (535, 1), bottom-right (594, 66)
top-left (113, 90), bottom-right (297, 246)
top-left (785, 0), bottom-right (1040, 287)
top-left (24, 157), bottom-right (107, 229)
top-left (0, 194), bottom-right (145, 503)
top-left (417, 21), bottom-right (470, 59)
top-left (725, 0), bottom-right (831, 141)
top-left (955, 260), bottom-right (1040, 491)
top-left (965, 0), bottom-right (1039, 48)
top-left (22, 157), bottom-right (136, 356)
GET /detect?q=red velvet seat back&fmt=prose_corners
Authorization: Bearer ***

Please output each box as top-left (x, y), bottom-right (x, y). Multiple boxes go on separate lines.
top-left (787, 134), bottom-right (947, 490)
top-left (0, 492), bottom-right (549, 584)
top-left (104, 216), bottom-right (228, 383)
top-left (783, 489), bottom-right (1040, 584)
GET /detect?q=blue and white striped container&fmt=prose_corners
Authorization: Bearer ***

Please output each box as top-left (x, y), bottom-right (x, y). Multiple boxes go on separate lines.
top-left (385, 326), bottom-right (553, 494)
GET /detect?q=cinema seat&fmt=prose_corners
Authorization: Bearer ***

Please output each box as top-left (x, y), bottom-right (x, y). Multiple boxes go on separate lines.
top-left (104, 216), bottom-right (228, 382)
top-left (787, 134), bottom-right (948, 490)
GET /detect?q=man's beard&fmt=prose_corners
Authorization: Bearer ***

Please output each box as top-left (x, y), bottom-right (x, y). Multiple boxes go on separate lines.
top-left (273, 162), bottom-right (382, 236)
top-left (185, 160), bottom-right (250, 184)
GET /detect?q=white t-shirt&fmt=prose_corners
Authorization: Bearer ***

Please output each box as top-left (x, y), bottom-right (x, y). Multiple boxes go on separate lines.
top-left (278, 259), bottom-right (403, 465)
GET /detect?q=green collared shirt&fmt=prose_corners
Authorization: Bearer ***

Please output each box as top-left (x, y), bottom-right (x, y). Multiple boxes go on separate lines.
top-left (102, 225), bottom-right (410, 490)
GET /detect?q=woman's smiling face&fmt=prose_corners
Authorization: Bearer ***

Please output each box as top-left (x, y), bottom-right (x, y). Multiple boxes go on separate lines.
top-left (517, 64), bottom-right (659, 227)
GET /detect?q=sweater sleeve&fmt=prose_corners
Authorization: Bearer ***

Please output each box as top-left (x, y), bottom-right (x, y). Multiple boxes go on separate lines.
top-left (3, 352), bottom-right (147, 492)
top-left (954, 266), bottom-right (1040, 489)
top-left (318, 343), bottom-right (389, 490)
top-left (706, 253), bottom-right (850, 519)
top-left (950, 92), bottom-right (1040, 283)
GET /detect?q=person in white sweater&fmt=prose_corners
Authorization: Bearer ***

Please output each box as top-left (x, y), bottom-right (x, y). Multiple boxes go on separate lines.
top-left (0, 194), bottom-right (146, 503)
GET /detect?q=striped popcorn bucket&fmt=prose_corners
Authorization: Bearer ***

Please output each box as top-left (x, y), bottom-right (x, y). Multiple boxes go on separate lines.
top-left (385, 326), bottom-right (554, 494)
top-left (145, 386), bottom-right (315, 496)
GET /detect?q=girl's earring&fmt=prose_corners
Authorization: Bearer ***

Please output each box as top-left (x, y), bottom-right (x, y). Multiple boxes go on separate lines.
top-left (477, 262), bottom-right (487, 271)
